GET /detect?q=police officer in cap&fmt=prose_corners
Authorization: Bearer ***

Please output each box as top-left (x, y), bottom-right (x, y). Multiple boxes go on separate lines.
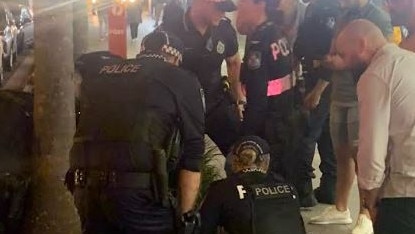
top-left (236, 0), bottom-right (303, 181)
top-left (67, 31), bottom-right (205, 233)
top-left (200, 136), bottom-right (305, 234)
top-left (292, 0), bottom-right (340, 207)
top-left (159, 0), bottom-right (243, 155)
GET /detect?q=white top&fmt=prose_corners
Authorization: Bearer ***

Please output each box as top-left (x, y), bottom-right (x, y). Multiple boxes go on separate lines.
top-left (357, 43), bottom-right (415, 198)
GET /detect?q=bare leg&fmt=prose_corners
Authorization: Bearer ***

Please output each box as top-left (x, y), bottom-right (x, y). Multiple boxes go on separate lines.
top-left (335, 144), bottom-right (356, 212)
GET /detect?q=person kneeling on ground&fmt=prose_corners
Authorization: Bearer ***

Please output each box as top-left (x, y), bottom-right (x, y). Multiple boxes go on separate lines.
top-left (200, 136), bottom-right (306, 234)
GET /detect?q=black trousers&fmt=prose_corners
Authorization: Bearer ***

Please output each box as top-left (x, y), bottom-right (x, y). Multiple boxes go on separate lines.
top-left (129, 22), bottom-right (139, 40)
top-left (374, 198), bottom-right (415, 234)
top-left (205, 93), bottom-right (240, 155)
top-left (295, 97), bottom-right (336, 185)
top-left (241, 89), bottom-right (304, 181)
top-left (0, 174), bottom-right (30, 234)
top-left (74, 187), bottom-right (175, 234)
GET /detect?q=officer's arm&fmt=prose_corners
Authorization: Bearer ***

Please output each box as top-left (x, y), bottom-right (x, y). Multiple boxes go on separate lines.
top-left (177, 74), bottom-right (205, 213)
top-left (179, 170), bottom-right (201, 214)
top-left (226, 53), bottom-right (244, 103)
top-left (223, 19), bottom-right (245, 103)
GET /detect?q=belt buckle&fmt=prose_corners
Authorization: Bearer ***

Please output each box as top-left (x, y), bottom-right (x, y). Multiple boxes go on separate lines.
top-left (74, 169), bottom-right (86, 187)
top-left (99, 171), bottom-right (108, 186)
top-left (108, 171), bottom-right (117, 187)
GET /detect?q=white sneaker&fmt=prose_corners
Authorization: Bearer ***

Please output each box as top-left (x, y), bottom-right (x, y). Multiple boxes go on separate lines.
top-left (309, 206), bottom-right (353, 225)
top-left (351, 214), bottom-right (374, 234)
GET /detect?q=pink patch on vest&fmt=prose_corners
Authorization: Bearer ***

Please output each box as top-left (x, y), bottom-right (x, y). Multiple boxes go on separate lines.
top-left (267, 79), bottom-right (283, 96)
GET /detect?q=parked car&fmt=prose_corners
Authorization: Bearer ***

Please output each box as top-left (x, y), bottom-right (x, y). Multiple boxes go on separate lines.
top-left (10, 3), bottom-right (33, 53)
top-left (0, 2), bottom-right (17, 71)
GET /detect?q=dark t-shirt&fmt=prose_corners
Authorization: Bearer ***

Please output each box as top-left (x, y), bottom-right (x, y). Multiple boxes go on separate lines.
top-left (294, 0), bottom-right (341, 97)
top-left (331, 2), bottom-right (392, 104)
top-left (160, 12), bottom-right (238, 111)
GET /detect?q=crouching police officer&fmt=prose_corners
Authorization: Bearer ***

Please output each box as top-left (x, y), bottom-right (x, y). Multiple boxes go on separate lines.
top-left (66, 31), bottom-right (205, 234)
top-left (200, 136), bottom-right (306, 234)
top-left (236, 0), bottom-right (303, 180)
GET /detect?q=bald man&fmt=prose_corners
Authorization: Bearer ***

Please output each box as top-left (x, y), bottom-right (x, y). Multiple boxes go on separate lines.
top-left (335, 19), bottom-right (415, 234)
top-left (388, 0), bottom-right (415, 52)
top-left (308, 1), bottom-right (392, 232)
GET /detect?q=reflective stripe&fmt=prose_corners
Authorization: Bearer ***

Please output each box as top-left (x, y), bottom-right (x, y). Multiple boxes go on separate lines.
top-left (267, 74), bottom-right (292, 97)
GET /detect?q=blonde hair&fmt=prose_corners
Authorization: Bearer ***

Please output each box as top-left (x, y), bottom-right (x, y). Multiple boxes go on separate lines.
top-left (237, 148), bottom-right (258, 166)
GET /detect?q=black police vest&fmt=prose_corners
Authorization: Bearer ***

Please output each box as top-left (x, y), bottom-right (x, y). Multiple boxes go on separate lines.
top-left (240, 181), bottom-right (306, 234)
top-left (74, 55), bottom-right (178, 171)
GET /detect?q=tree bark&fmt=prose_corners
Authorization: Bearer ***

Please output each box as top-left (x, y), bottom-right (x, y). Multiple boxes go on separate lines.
top-left (73, 0), bottom-right (89, 60)
top-left (23, 0), bottom-right (80, 233)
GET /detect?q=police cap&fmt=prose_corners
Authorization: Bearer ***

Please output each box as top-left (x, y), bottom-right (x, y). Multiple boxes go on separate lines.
top-left (232, 136), bottom-right (270, 164)
top-left (140, 31), bottom-right (184, 62)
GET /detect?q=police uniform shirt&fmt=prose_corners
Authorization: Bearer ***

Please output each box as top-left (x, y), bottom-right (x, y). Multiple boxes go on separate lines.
top-left (293, 0), bottom-right (340, 95)
top-left (241, 21), bottom-right (293, 136)
top-left (73, 53), bottom-right (205, 173)
top-left (160, 12), bottom-right (239, 110)
top-left (200, 172), bottom-right (305, 234)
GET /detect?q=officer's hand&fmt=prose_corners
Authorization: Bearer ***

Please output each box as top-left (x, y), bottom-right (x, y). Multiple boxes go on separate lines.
top-left (178, 210), bottom-right (201, 234)
top-left (304, 91), bottom-right (321, 110)
top-left (361, 188), bottom-right (380, 222)
top-left (236, 104), bottom-right (244, 121)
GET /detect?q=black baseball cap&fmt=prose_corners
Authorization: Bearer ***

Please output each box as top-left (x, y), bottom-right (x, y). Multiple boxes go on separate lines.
top-left (232, 136), bottom-right (270, 160)
top-left (211, 0), bottom-right (236, 12)
top-left (140, 31), bottom-right (184, 62)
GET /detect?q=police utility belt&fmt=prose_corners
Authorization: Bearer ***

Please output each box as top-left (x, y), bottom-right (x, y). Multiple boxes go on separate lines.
top-left (72, 169), bottom-right (152, 189)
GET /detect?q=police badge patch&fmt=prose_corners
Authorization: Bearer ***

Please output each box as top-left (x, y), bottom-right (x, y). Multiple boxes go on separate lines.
top-left (216, 41), bottom-right (225, 55)
top-left (247, 51), bottom-right (261, 70)
top-left (326, 17), bottom-right (336, 29)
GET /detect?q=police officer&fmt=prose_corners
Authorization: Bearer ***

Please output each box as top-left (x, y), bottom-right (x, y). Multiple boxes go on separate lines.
top-left (159, 0), bottom-right (243, 155)
top-left (67, 31), bottom-right (205, 234)
top-left (292, 0), bottom-right (340, 207)
top-left (200, 136), bottom-right (305, 234)
top-left (236, 0), bottom-right (303, 180)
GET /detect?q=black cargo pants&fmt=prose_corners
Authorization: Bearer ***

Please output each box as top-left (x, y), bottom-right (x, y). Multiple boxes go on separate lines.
top-left (74, 187), bottom-right (175, 234)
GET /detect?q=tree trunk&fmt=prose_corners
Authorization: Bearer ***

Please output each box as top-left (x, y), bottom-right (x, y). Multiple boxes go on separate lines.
top-left (23, 0), bottom-right (80, 233)
top-left (73, 0), bottom-right (89, 60)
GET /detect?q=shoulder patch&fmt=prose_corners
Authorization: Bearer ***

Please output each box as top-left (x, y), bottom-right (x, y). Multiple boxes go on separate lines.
top-left (216, 41), bottom-right (225, 55)
top-left (247, 51), bottom-right (262, 70)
